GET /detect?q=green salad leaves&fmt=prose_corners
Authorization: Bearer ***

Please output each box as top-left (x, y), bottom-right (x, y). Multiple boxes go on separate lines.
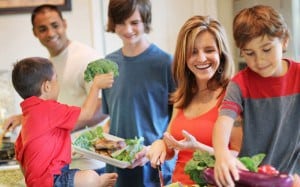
top-left (73, 126), bottom-right (104, 151)
top-left (111, 137), bottom-right (144, 163)
top-left (239, 153), bottom-right (266, 172)
top-left (184, 151), bottom-right (215, 186)
top-left (184, 150), bottom-right (266, 186)
top-left (84, 58), bottom-right (119, 82)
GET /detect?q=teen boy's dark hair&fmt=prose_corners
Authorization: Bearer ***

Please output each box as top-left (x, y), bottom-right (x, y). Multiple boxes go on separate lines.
top-left (107, 0), bottom-right (152, 33)
top-left (12, 57), bottom-right (54, 99)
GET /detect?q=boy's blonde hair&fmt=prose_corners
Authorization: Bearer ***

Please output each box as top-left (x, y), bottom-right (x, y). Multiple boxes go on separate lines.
top-left (233, 5), bottom-right (290, 49)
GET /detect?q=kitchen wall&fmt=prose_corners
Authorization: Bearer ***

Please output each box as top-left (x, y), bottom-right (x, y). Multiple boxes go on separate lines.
top-left (0, 0), bottom-right (232, 114)
top-left (100, 0), bottom-right (223, 56)
top-left (0, 0), bottom-right (98, 71)
top-left (0, 0), bottom-right (103, 114)
top-left (0, 0), bottom-right (234, 71)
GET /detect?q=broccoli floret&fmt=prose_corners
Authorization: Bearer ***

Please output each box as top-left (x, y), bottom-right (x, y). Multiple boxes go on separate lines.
top-left (84, 58), bottom-right (119, 82)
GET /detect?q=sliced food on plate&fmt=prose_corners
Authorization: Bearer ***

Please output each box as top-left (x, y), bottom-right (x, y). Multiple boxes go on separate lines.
top-left (72, 126), bottom-right (144, 168)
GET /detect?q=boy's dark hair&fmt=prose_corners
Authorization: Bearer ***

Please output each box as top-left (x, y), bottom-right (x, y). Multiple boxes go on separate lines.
top-left (31, 4), bottom-right (63, 27)
top-left (12, 57), bottom-right (54, 99)
top-left (107, 0), bottom-right (151, 33)
top-left (233, 5), bottom-right (290, 49)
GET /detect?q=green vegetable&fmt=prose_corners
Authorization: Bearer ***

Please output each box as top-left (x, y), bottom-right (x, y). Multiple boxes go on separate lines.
top-left (239, 153), bottom-right (265, 172)
top-left (184, 151), bottom-right (215, 186)
top-left (73, 126), bottom-right (104, 150)
top-left (84, 58), bottom-right (119, 82)
top-left (112, 137), bottom-right (144, 163)
top-left (184, 151), bottom-right (266, 186)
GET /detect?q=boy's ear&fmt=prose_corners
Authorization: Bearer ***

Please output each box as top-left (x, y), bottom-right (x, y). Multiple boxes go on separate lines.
top-left (41, 80), bottom-right (51, 95)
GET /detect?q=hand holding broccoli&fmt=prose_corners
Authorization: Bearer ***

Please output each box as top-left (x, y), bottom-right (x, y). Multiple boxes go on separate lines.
top-left (93, 73), bottom-right (114, 89)
top-left (84, 58), bottom-right (119, 82)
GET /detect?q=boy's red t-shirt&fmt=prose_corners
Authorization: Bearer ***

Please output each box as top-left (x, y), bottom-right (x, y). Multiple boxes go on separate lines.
top-left (15, 96), bottom-right (81, 187)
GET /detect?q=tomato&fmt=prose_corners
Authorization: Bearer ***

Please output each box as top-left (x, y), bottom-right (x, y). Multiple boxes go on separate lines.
top-left (258, 164), bottom-right (279, 176)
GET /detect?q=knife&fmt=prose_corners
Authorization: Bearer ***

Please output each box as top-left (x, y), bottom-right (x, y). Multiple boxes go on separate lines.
top-left (157, 163), bottom-right (164, 187)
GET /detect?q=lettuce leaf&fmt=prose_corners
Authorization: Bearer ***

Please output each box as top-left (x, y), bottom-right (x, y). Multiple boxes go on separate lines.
top-left (73, 126), bottom-right (104, 150)
top-left (112, 137), bottom-right (144, 163)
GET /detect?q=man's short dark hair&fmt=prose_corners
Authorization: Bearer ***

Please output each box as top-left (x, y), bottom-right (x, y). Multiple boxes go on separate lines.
top-left (31, 4), bottom-right (63, 27)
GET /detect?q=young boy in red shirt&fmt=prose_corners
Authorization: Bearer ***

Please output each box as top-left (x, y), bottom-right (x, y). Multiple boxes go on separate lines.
top-left (12, 57), bottom-right (118, 187)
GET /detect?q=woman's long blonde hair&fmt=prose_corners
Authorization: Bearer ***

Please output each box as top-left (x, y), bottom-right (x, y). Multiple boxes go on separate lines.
top-left (170, 15), bottom-right (235, 108)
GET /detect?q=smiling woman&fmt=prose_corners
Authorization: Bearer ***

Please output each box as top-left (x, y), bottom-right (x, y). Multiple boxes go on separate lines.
top-left (146, 15), bottom-right (240, 186)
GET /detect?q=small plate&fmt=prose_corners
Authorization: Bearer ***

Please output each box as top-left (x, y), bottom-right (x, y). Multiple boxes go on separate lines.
top-left (72, 129), bottom-right (131, 169)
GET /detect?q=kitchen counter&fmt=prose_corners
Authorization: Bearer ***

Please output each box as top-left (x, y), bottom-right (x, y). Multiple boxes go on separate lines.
top-left (0, 168), bottom-right (25, 187)
top-left (0, 157), bottom-right (105, 187)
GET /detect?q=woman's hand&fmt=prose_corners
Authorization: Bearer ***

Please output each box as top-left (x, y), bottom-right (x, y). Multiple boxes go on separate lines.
top-left (163, 130), bottom-right (198, 150)
top-left (146, 140), bottom-right (168, 168)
